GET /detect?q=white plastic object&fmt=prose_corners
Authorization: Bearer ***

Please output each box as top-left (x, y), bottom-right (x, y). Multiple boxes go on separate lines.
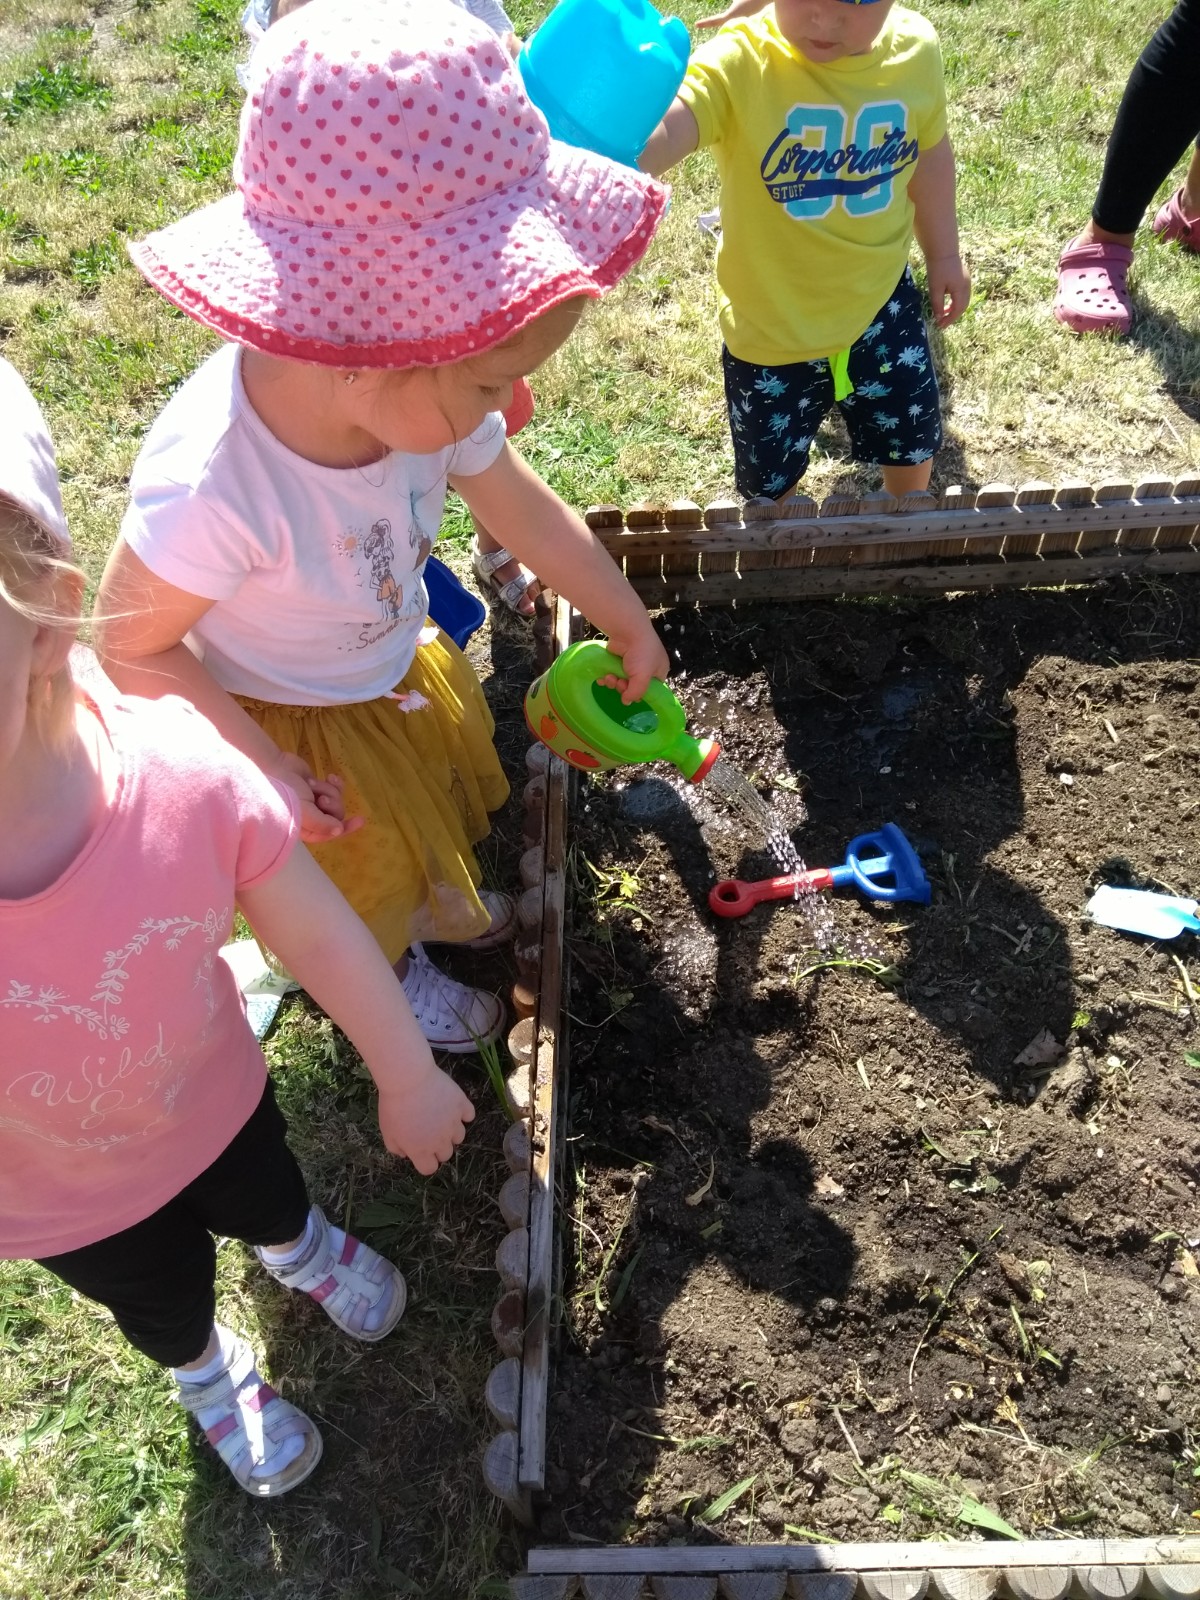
top-left (1086, 883), bottom-right (1200, 940)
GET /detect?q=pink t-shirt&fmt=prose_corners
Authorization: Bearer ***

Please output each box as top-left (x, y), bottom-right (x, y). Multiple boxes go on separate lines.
top-left (0, 694), bottom-right (298, 1259)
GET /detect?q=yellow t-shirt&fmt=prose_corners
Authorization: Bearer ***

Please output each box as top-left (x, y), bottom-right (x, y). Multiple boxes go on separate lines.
top-left (679, 6), bottom-right (947, 365)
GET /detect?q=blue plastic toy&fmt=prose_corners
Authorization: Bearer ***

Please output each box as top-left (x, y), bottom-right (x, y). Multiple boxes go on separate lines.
top-left (518, 0), bottom-right (690, 168)
top-left (424, 555), bottom-right (487, 650)
top-left (709, 823), bottom-right (932, 918)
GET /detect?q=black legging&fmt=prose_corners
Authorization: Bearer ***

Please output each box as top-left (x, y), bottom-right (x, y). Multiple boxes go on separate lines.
top-left (1093, 0), bottom-right (1200, 235)
top-left (34, 1080), bottom-right (310, 1367)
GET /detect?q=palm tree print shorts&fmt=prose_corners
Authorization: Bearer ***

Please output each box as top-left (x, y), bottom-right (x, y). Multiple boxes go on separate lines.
top-left (722, 268), bottom-right (942, 500)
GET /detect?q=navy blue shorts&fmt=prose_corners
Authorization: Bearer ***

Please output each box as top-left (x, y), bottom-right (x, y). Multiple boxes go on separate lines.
top-left (722, 268), bottom-right (943, 500)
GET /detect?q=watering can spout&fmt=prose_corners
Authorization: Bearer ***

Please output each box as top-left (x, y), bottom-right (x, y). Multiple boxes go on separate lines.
top-left (666, 732), bottom-right (721, 784)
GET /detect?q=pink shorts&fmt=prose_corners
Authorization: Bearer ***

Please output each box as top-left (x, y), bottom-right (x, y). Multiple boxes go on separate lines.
top-left (503, 377), bottom-right (535, 437)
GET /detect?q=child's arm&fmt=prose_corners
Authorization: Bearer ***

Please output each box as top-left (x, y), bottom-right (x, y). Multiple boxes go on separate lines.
top-left (95, 540), bottom-right (359, 845)
top-left (451, 446), bottom-right (670, 700)
top-left (696, 0), bottom-right (766, 27)
top-left (909, 134), bottom-right (971, 329)
top-left (238, 845), bottom-right (475, 1174)
top-left (638, 97), bottom-right (700, 178)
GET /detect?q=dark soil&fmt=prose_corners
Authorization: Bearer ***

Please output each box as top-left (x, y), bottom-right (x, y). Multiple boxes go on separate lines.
top-left (539, 577), bottom-right (1200, 1550)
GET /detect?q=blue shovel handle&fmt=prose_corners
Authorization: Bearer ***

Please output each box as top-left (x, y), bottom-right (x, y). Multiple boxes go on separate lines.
top-left (828, 823), bottom-right (932, 905)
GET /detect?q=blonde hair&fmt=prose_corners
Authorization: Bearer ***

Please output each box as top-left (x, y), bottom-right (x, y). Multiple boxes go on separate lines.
top-left (0, 492), bottom-right (84, 746)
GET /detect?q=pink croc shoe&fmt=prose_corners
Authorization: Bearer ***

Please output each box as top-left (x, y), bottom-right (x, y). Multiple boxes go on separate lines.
top-left (1152, 187), bottom-right (1200, 252)
top-left (1053, 237), bottom-right (1134, 335)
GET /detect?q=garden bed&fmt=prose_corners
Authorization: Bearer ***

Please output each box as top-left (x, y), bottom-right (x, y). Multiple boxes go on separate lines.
top-left (537, 578), bottom-right (1200, 1551)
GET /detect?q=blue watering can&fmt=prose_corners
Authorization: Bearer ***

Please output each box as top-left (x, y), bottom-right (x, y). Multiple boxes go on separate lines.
top-left (518, 0), bottom-right (690, 168)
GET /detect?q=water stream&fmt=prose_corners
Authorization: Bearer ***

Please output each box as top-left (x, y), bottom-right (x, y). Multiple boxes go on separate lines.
top-left (701, 754), bottom-right (844, 954)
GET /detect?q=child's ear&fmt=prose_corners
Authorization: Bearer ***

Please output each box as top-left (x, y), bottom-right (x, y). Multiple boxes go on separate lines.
top-left (29, 567), bottom-right (84, 680)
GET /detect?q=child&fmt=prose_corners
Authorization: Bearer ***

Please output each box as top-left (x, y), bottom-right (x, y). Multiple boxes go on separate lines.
top-left (244, 0), bottom-right (538, 614)
top-left (0, 356), bottom-right (477, 1496)
top-left (640, 0), bottom-right (971, 501)
top-left (96, 0), bottom-right (670, 1052)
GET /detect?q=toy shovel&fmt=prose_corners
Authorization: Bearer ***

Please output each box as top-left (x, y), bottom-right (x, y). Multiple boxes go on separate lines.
top-left (709, 823), bottom-right (931, 918)
top-left (1086, 883), bottom-right (1200, 940)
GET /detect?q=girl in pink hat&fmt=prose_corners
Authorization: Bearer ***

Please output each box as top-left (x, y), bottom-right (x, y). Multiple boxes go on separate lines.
top-left (96, 0), bottom-right (670, 1054)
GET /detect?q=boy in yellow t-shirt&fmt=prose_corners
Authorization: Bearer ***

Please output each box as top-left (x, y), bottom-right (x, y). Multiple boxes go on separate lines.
top-left (641, 0), bottom-right (970, 500)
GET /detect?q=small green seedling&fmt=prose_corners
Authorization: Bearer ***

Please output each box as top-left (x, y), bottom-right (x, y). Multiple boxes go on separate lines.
top-left (473, 1033), bottom-right (511, 1117)
top-left (697, 1474), bottom-right (757, 1524)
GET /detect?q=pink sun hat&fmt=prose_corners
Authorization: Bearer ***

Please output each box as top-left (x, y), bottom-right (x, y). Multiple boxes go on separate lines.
top-left (128, 0), bottom-right (668, 368)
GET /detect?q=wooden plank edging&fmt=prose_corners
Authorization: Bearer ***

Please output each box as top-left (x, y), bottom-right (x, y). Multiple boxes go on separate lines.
top-left (518, 592), bottom-right (573, 1492)
top-left (527, 1542), bottom-right (1200, 1577)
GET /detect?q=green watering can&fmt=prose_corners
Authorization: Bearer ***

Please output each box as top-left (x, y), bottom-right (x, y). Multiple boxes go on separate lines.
top-left (524, 639), bottom-right (720, 781)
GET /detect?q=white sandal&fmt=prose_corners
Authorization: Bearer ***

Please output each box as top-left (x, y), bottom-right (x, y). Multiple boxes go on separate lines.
top-left (175, 1334), bottom-right (323, 1497)
top-left (471, 537), bottom-right (538, 615)
top-left (400, 942), bottom-right (505, 1052)
top-left (257, 1207), bottom-right (406, 1342)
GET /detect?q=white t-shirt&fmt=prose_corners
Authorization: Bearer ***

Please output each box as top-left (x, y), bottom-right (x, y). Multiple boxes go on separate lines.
top-left (121, 345), bottom-right (506, 706)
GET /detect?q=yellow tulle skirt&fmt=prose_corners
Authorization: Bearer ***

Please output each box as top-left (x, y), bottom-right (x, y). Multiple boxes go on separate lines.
top-left (236, 629), bottom-right (509, 964)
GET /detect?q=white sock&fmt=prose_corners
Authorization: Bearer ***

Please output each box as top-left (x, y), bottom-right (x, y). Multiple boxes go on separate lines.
top-left (173, 1321), bottom-right (304, 1480)
top-left (258, 1209), bottom-right (316, 1267)
top-left (172, 1321), bottom-right (240, 1388)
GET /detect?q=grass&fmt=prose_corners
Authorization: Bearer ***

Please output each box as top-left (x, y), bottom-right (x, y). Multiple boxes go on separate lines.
top-left (2, 0), bottom-right (1200, 1593)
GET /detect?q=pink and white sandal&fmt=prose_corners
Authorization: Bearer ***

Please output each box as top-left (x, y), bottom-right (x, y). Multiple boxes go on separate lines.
top-left (1053, 236), bottom-right (1134, 335)
top-left (176, 1334), bottom-right (323, 1497)
top-left (257, 1207), bottom-right (407, 1342)
top-left (1152, 187), bottom-right (1200, 252)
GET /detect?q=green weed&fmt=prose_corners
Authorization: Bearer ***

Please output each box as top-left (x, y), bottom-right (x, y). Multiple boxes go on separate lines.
top-left (2, 57), bottom-right (109, 120)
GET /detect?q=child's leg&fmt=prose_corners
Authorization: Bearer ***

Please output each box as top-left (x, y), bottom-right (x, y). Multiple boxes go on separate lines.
top-left (184, 1079), bottom-right (407, 1339)
top-left (879, 460), bottom-right (933, 497)
top-left (34, 1164), bottom-right (321, 1496)
top-left (721, 347), bottom-right (830, 501)
top-left (838, 270), bottom-right (942, 495)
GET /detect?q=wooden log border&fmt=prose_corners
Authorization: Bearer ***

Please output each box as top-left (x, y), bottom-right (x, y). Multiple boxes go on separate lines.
top-left (483, 592), bottom-right (575, 1522)
top-left (584, 480), bottom-right (1200, 604)
top-left (511, 1544), bottom-right (1200, 1599)
top-left (482, 521), bottom-right (1200, 1582)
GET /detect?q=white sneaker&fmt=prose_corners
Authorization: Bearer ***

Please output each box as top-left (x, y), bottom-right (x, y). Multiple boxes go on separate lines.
top-left (399, 943), bottom-right (504, 1053)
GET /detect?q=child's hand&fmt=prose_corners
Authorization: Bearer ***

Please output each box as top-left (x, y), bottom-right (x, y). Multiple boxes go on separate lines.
top-left (926, 254), bottom-right (972, 329)
top-left (376, 1068), bottom-right (476, 1174)
top-left (272, 752), bottom-right (365, 845)
top-left (696, 0), bottom-right (765, 26)
top-left (601, 625), bottom-right (672, 705)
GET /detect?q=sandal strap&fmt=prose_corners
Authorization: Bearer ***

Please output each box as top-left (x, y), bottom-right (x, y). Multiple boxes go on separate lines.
top-left (495, 571), bottom-right (535, 608)
top-left (474, 543), bottom-right (520, 577)
top-left (257, 1207), bottom-right (406, 1340)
